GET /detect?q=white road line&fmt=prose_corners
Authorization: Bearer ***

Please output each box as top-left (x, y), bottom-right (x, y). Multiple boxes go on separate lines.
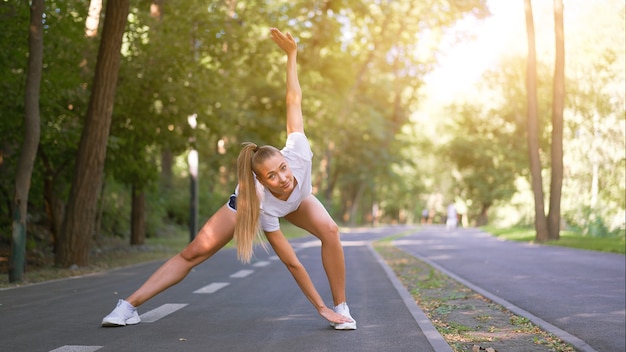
top-left (296, 240), bottom-right (321, 249)
top-left (49, 346), bottom-right (102, 352)
top-left (253, 260), bottom-right (272, 267)
top-left (193, 282), bottom-right (229, 294)
top-left (140, 303), bottom-right (188, 323)
top-left (230, 269), bottom-right (254, 278)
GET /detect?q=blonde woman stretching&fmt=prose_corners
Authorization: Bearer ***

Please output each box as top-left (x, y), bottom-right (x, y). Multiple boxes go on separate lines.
top-left (101, 28), bottom-right (356, 330)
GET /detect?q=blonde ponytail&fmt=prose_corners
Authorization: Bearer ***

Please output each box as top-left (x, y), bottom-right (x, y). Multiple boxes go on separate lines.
top-left (234, 142), bottom-right (279, 263)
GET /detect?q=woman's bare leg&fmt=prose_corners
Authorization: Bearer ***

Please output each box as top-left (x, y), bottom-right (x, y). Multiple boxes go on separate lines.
top-left (284, 195), bottom-right (346, 306)
top-left (125, 205), bottom-right (236, 307)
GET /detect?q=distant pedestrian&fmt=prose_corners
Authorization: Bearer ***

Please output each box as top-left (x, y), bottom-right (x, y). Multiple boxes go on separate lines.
top-left (446, 202), bottom-right (457, 230)
top-left (421, 208), bottom-right (429, 224)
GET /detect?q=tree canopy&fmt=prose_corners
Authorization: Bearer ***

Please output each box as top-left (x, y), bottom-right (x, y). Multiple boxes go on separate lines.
top-left (0, 0), bottom-right (623, 273)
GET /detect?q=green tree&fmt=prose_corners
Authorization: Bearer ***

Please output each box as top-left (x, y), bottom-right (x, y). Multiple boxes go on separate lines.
top-left (547, 0), bottom-right (565, 241)
top-left (442, 98), bottom-right (527, 226)
top-left (524, 0), bottom-right (549, 241)
top-left (0, 3), bottom-right (30, 238)
top-left (561, 0), bottom-right (625, 235)
top-left (10, 0), bottom-right (44, 282)
top-left (524, 0), bottom-right (567, 242)
top-left (56, 0), bottom-right (130, 267)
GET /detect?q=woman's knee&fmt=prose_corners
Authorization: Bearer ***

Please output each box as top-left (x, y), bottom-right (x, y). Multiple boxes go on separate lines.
top-left (179, 241), bottom-right (210, 264)
top-left (179, 205), bottom-right (235, 264)
top-left (328, 220), bottom-right (340, 237)
top-left (315, 219), bottom-right (340, 243)
top-left (179, 233), bottom-right (222, 265)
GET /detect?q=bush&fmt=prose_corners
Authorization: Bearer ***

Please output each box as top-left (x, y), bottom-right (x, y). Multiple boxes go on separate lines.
top-left (563, 205), bottom-right (624, 238)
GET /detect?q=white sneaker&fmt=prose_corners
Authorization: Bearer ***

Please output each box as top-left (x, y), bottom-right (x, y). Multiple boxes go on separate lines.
top-left (101, 299), bottom-right (141, 327)
top-left (332, 302), bottom-right (357, 330)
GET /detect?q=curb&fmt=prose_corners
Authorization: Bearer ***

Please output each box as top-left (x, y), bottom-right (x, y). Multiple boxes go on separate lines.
top-left (368, 243), bottom-right (453, 352)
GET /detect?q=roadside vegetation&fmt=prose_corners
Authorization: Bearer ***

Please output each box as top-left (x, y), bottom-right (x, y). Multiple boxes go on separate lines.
top-left (483, 226), bottom-right (625, 254)
top-left (374, 241), bottom-right (576, 352)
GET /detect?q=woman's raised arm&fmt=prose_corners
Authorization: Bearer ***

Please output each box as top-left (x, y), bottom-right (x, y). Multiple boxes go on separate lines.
top-left (270, 28), bottom-right (303, 135)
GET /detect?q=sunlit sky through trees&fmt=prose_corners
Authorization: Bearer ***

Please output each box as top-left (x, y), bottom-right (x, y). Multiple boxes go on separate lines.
top-left (421, 0), bottom-right (610, 105)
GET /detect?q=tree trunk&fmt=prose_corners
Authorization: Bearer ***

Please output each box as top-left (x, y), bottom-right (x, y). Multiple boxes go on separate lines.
top-left (130, 185), bottom-right (146, 245)
top-left (39, 149), bottom-right (67, 251)
top-left (43, 174), bottom-right (64, 249)
top-left (524, 0), bottom-right (549, 242)
top-left (476, 204), bottom-right (490, 227)
top-left (56, 0), bottom-right (130, 267)
top-left (93, 176), bottom-right (107, 243)
top-left (548, 0), bottom-right (565, 240)
top-left (347, 181), bottom-right (365, 226)
top-left (9, 0), bottom-right (44, 282)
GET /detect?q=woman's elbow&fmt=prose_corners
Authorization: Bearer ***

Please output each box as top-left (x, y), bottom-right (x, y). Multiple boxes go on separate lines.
top-left (283, 260), bottom-right (304, 274)
top-left (285, 93), bottom-right (302, 106)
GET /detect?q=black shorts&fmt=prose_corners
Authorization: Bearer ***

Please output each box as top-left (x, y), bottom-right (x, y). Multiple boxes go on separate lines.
top-left (227, 194), bottom-right (237, 211)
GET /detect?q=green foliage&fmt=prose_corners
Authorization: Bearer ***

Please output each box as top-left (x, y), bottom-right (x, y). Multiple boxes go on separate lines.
top-left (99, 173), bottom-right (191, 238)
top-left (562, 206), bottom-right (625, 238)
top-left (99, 182), bottom-right (131, 238)
top-left (0, 1), bottom-right (29, 231)
top-left (16, 0), bottom-right (610, 264)
top-left (279, 0), bottom-right (490, 223)
top-left (438, 59), bottom-right (541, 223)
top-left (435, 29), bottom-right (624, 230)
top-left (0, 1), bottom-right (28, 121)
top-left (156, 180), bottom-right (192, 229)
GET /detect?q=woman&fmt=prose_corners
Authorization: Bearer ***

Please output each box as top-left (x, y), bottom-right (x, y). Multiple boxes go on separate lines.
top-left (101, 28), bottom-right (356, 330)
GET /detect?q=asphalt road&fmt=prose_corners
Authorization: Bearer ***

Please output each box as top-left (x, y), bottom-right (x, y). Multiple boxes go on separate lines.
top-left (1, 225), bottom-right (623, 352)
top-left (394, 226), bottom-right (626, 352)
top-left (0, 226), bottom-right (443, 352)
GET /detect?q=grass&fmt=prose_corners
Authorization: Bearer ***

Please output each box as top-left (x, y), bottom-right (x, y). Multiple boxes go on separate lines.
top-left (482, 225), bottom-right (626, 254)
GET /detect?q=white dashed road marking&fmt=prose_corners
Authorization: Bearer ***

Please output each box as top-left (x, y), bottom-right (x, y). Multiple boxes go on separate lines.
top-left (140, 303), bottom-right (189, 323)
top-left (253, 260), bottom-right (272, 267)
top-left (193, 282), bottom-right (230, 294)
top-left (230, 269), bottom-right (255, 278)
top-left (52, 256), bottom-right (277, 351)
top-left (49, 346), bottom-right (102, 352)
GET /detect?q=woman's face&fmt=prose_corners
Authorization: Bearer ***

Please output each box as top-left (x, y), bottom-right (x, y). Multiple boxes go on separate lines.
top-left (254, 154), bottom-right (295, 200)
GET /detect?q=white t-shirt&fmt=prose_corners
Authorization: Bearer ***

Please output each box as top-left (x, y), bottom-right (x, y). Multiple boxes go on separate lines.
top-left (234, 132), bottom-right (313, 232)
